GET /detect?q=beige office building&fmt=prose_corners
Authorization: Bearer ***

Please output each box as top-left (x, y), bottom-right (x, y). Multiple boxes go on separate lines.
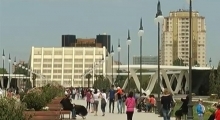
top-left (29, 47), bottom-right (107, 87)
top-left (161, 9), bottom-right (206, 66)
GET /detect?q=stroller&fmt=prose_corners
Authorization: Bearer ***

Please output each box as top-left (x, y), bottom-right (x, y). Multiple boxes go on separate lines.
top-left (137, 96), bottom-right (147, 112)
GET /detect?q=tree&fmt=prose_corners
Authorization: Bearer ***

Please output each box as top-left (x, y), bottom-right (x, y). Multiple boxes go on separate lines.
top-left (209, 67), bottom-right (217, 95)
top-left (86, 73), bottom-right (92, 88)
top-left (209, 61), bottom-right (220, 98)
top-left (173, 58), bottom-right (185, 66)
top-left (14, 63), bottom-right (28, 75)
top-left (32, 73), bottom-right (37, 87)
top-left (0, 68), bottom-right (8, 74)
top-left (194, 60), bottom-right (200, 67)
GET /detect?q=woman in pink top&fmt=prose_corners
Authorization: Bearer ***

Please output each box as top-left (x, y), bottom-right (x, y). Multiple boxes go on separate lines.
top-left (125, 91), bottom-right (136, 120)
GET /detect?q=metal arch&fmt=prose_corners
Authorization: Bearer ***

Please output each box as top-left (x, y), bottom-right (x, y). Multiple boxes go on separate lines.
top-left (120, 68), bottom-right (189, 95)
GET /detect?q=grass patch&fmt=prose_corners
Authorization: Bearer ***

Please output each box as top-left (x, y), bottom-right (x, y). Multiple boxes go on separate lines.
top-left (173, 100), bottom-right (212, 120)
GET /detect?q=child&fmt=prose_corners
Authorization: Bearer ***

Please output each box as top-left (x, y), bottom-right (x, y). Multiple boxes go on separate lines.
top-left (196, 99), bottom-right (205, 120)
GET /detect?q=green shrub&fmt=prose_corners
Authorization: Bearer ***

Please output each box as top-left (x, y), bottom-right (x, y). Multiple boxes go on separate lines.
top-left (22, 88), bottom-right (47, 111)
top-left (0, 97), bottom-right (30, 120)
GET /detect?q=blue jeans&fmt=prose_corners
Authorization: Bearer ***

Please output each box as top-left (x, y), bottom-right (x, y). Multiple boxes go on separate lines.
top-left (162, 108), bottom-right (170, 120)
top-left (146, 103), bottom-right (151, 111)
top-left (72, 108), bottom-right (76, 118)
top-left (117, 99), bottom-right (122, 113)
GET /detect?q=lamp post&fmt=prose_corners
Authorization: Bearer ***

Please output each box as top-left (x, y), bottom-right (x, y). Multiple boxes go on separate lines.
top-left (209, 58), bottom-right (212, 67)
top-left (2, 49), bottom-right (5, 89)
top-left (138, 18), bottom-right (144, 96)
top-left (154, 0), bottom-right (164, 114)
top-left (127, 30), bottom-right (131, 91)
top-left (117, 39), bottom-right (121, 85)
top-left (186, 0), bottom-right (193, 119)
top-left (19, 64), bottom-right (22, 88)
top-left (111, 45), bottom-right (114, 85)
top-left (22, 64), bottom-right (25, 89)
top-left (14, 57), bottom-right (17, 88)
top-left (8, 54), bottom-right (11, 88)
top-left (25, 68), bottom-right (28, 83)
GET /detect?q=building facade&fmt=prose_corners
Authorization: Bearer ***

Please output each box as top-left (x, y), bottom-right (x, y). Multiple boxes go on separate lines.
top-left (133, 56), bottom-right (158, 65)
top-left (29, 47), bottom-right (107, 87)
top-left (161, 9), bottom-right (206, 66)
top-left (62, 34), bottom-right (111, 53)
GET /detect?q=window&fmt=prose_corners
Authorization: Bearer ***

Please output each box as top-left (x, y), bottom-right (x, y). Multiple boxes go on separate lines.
top-left (44, 51), bottom-right (52, 55)
top-left (43, 69), bottom-right (51, 73)
top-left (34, 59), bottom-right (41, 62)
top-left (53, 69), bottom-right (62, 73)
top-left (44, 59), bottom-right (51, 62)
top-left (53, 64), bottom-right (62, 68)
top-left (34, 49), bottom-right (42, 55)
top-left (54, 59), bottom-right (62, 62)
top-left (43, 64), bottom-right (52, 68)
top-left (64, 64), bottom-right (72, 68)
top-left (74, 64), bottom-right (83, 68)
top-left (33, 64), bottom-right (41, 68)
top-left (64, 70), bottom-right (72, 73)
top-left (85, 59), bottom-right (93, 62)
top-left (54, 51), bottom-right (62, 55)
top-left (64, 59), bottom-right (72, 62)
top-left (63, 75), bottom-right (72, 79)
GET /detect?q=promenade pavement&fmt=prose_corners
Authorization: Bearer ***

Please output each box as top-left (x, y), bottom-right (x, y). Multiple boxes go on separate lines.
top-left (68, 99), bottom-right (175, 120)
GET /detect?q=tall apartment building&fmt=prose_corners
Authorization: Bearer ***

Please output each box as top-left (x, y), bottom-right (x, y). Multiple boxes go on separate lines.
top-left (133, 56), bottom-right (158, 65)
top-left (62, 34), bottom-right (111, 53)
top-left (161, 9), bottom-right (206, 66)
top-left (29, 47), bottom-right (107, 87)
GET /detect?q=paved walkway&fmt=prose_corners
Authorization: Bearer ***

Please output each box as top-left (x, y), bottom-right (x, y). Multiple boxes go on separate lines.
top-left (69, 100), bottom-right (175, 120)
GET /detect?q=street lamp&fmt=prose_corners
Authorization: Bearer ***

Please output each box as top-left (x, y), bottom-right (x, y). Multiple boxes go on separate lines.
top-left (111, 45), bottom-right (114, 85)
top-left (209, 58), bottom-right (212, 67)
top-left (127, 30), bottom-right (131, 91)
top-left (2, 49), bottom-right (5, 89)
top-left (154, 0), bottom-right (164, 114)
top-left (8, 54), bottom-right (11, 88)
top-left (138, 18), bottom-right (144, 96)
top-left (19, 64), bottom-right (22, 88)
top-left (117, 39), bottom-right (121, 84)
top-left (14, 57), bottom-right (17, 88)
top-left (186, 0), bottom-right (193, 119)
top-left (25, 68), bottom-right (28, 83)
top-left (22, 64), bottom-right (25, 89)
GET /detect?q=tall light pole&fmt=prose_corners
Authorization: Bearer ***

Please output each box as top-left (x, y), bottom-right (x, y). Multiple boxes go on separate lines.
top-left (14, 57), bottom-right (17, 88)
top-left (154, 0), bottom-right (164, 114)
top-left (19, 64), bottom-right (22, 88)
top-left (186, 0), bottom-right (193, 119)
top-left (138, 18), bottom-right (144, 96)
top-left (111, 45), bottom-right (114, 85)
top-left (22, 63), bottom-right (25, 89)
top-left (8, 54), bottom-right (11, 88)
top-left (2, 50), bottom-right (5, 89)
top-left (117, 39), bottom-right (121, 85)
top-left (127, 30), bottom-right (131, 91)
top-left (209, 58), bottom-right (212, 67)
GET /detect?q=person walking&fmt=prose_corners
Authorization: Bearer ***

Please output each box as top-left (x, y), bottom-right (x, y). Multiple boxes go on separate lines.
top-left (93, 88), bottom-right (100, 116)
top-left (121, 90), bottom-right (127, 113)
top-left (161, 89), bottom-right (172, 120)
top-left (108, 85), bottom-right (115, 113)
top-left (86, 89), bottom-right (91, 111)
top-left (116, 87), bottom-right (123, 114)
top-left (100, 89), bottom-right (107, 116)
top-left (125, 91), bottom-right (136, 120)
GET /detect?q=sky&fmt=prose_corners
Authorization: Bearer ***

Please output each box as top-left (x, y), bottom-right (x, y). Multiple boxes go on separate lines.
top-left (0, 0), bottom-right (220, 67)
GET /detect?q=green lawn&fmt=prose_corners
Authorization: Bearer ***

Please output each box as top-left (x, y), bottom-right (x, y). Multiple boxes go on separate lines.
top-left (173, 100), bottom-right (212, 120)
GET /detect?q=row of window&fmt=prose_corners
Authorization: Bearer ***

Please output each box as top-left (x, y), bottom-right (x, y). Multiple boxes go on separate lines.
top-left (34, 49), bottom-right (103, 55)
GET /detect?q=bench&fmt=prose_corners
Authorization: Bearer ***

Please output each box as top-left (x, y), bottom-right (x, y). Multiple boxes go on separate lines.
top-left (47, 103), bottom-right (71, 119)
top-left (24, 111), bottom-right (60, 120)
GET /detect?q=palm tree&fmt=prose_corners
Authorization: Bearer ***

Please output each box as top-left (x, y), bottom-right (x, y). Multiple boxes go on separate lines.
top-left (32, 73), bottom-right (37, 87)
top-left (86, 73), bottom-right (92, 88)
